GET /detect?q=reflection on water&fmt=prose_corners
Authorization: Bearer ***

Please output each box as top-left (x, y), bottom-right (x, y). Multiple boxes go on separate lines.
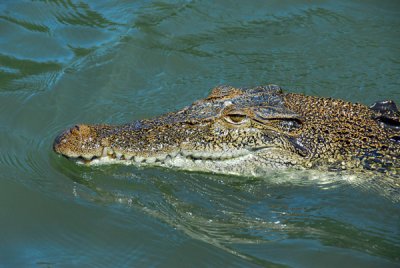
top-left (0, 0), bottom-right (399, 267)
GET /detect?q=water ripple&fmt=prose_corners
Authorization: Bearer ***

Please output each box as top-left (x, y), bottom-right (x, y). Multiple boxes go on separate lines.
top-left (0, 15), bottom-right (50, 32)
top-left (50, 164), bottom-right (400, 264)
top-left (0, 0), bottom-right (140, 94)
top-left (1, 0), bottom-right (400, 266)
top-left (53, 2), bottom-right (122, 28)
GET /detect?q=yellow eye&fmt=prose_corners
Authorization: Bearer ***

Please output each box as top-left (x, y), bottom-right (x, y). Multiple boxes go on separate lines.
top-left (224, 114), bottom-right (248, 124)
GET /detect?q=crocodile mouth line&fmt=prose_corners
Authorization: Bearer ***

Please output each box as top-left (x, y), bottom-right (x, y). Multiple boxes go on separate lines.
top-left (69, 146), bottom-right (270, 166)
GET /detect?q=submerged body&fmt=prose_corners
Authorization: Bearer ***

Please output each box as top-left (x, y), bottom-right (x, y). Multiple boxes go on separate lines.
top-left (53, 85), bottom-right (400, 177)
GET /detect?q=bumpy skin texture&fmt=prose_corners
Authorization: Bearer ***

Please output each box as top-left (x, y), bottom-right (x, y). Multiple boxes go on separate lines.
top-left (53, 85), bottom-right (400, 176)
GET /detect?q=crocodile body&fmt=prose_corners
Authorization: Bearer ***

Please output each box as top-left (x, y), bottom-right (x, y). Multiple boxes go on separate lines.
top-left (53, 85), bottom-right (400, 177)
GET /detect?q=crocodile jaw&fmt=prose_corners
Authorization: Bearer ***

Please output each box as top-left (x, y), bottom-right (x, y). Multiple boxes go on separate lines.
top-left (70, 146), bottom-right (302, 176)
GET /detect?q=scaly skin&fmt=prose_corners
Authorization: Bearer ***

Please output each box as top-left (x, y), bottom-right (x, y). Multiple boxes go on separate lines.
top-left (53, 85), bottom-right (400, 177)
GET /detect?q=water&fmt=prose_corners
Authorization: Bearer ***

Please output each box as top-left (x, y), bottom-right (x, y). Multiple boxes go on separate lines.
top-left (0, 0), bottom-right (399, 267)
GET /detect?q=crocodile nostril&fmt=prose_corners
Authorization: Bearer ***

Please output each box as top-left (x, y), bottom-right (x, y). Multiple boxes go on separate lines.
top-left (70, 125), bottom-right (82, 135)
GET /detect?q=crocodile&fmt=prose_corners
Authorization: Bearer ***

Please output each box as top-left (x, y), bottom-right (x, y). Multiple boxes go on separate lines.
top-left (53, 85), bottom-right (400, 177)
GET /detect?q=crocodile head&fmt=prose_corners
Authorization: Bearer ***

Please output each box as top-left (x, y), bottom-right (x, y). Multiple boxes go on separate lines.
top-left (54, 85), bottom-right (400, 176)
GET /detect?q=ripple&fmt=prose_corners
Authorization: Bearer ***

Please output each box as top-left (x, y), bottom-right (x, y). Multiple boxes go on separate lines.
top-left (50, 164), bottom-right (400, 265)
top-left (0, 0), bottom-right (141, 94)
top-left (1, 0), bottom-right (400, 266)
top-left (0, 54), bottom-right (63, 92)
top-left (0, 15), bottom-right (49, 33)
top-left (54, 6), bottom-right (120, 29)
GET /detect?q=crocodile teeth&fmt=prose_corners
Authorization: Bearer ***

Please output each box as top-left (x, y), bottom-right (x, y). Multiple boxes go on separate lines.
top-left (156, 154), bottom-right (168, 162)
top-left (81, 148), bottom-right (254, 166)
top-left (123, 154), bottom-right (134, 160)
top-left (181, 150), bottom-right (190, 157)
top-left (145, 157), bottom-right (156, 164)
top-left (102, 147), bottom-right (110, 157)
top-left (191, 152), bottom-right (205, 159)
top-left (168, 151), bottom-right (179, 158)
top-left (134, 156), bottom-right (144, 163)
top-left (210, 153), bottom-right (222, 160)
top-left (82, 154), bottom-right (93, 160)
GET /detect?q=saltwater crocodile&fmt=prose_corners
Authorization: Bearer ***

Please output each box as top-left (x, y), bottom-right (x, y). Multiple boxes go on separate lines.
top-left (53, 85), bottom-right (400, 177)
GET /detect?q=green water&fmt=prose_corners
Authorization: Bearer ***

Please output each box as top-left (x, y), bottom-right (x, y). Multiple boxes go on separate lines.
top-left (1, 0), bottom-right (399, 267)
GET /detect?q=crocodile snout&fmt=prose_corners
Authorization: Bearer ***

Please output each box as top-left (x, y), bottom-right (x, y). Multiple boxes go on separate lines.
top-left (53, 124), bottom-right (103, 159)
top-left (53, 127), bottom-right (72, 154)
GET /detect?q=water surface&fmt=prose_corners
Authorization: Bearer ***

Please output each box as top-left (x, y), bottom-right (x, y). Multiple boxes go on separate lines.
top-left (1, 0), bottom-right (399, 267)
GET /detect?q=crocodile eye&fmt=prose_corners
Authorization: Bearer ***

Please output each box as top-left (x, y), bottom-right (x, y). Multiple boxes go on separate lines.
top-left (224, 114), bottom-right (248, 125)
